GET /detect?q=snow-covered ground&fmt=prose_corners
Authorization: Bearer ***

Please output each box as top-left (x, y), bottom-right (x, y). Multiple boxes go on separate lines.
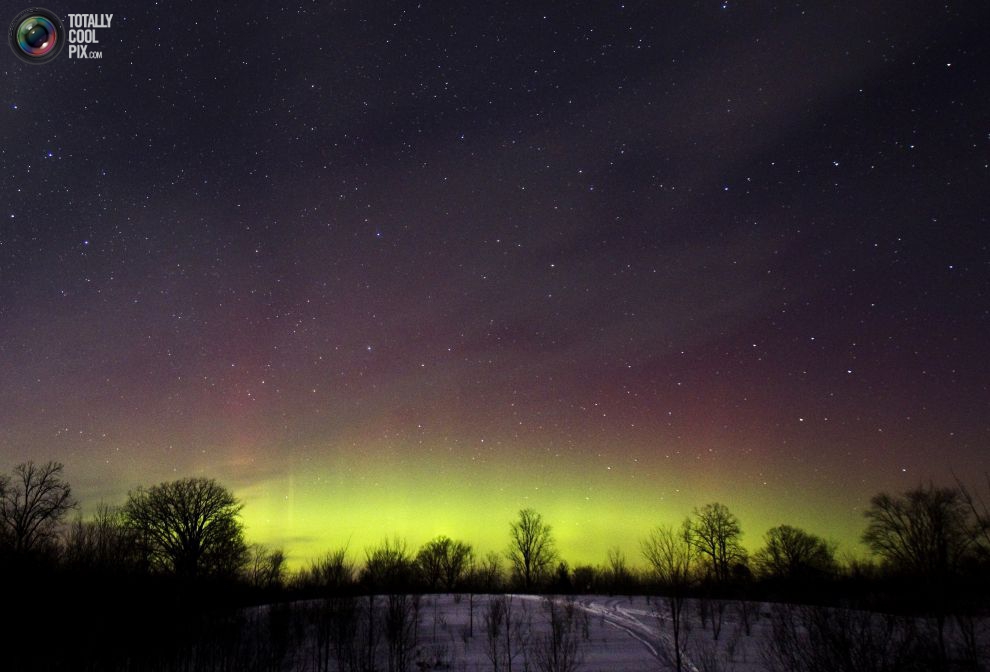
top-left (424, 593), bottom-right (769, 672)
top-left (279, 593), bottom-right (777, 671)
top-left (241, 593), bottom-right (986, 671)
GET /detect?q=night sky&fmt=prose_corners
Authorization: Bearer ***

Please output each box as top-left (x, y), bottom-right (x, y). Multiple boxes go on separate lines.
top-left (1, 1), bottom-right (988, 566)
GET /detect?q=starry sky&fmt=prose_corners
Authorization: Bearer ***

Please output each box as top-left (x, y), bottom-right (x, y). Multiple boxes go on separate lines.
top-left (1, 1), bottom-right (988, 567)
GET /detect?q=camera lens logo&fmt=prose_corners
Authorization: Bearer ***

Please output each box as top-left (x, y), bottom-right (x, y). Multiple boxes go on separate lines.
top-left (9, 8), bottom-right (65, 64)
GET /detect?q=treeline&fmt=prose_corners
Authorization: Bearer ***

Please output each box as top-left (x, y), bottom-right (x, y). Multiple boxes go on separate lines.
top-left (1, 461), bottom-right (988, 670)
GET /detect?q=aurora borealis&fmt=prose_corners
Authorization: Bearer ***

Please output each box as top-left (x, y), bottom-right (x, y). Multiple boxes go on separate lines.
top-left (1, 2), bottom-right (988, 568)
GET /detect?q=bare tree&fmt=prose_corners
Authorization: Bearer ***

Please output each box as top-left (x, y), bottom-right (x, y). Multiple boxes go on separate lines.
top-left (364, 537), bottom-right (414, 592)
top-left (303, 547), bottom-right (360, 672)
top-left (64, 502), bottom-right (139, 571)
top-left (0, 460), bottom-right (76, 555)
top-left (952, 472), bottom-right (990, 558)
top-left (754, 524), bottom-right (837, 580)
top-left (417, 535), bottom-right (474, 591)
top-left (862, 484), bottom-right (973, 578)
top-left (362, 538), bottom-right (417, 672)
top-left (248, 544), bottom-right (287, 590)
top-left (303, 546), bottom-right (355, 592)
top-left (485, 594), bottom-right (527, 672)
top-left (485, 595), bottom-right (507, 672)
top-left (531, 596), bottom-right (587, 672)
top-left (605, 546), bottom-right (634, 593)
top-left (641, 524), bottom-right (695, 672)
top-left (686, 503), bottom-right (745, 584)
top-left (862, 483), bottom-right (975, 665)
top-left (466, 551), bottom-right (504, 639)
top-left (762, 602), bottom-right (922, 672)
top-left (507, 508), bottom-right (557, 591)
top-left (123, 477), bottom-right (248, 578)
top-left (417, 537), bottom-right (445, 591)
top-left (479, 550), bottom-right (505, 592)
top-left (312, 595), bottom-right (361, 672)
top-left (951, 474), bottom-right (990, 667)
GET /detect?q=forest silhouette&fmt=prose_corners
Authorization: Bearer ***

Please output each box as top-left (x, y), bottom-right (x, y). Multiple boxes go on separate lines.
top-left (0, 460), bottom-right (987, 671)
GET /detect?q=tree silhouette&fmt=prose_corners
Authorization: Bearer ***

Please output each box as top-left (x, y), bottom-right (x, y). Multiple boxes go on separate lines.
top-left (863, 483), bottom-right (976, 666)
top-left (754, 524), bottom-right (837, 581)
top-left (507, 508), bottom-right (557, 591)
top-left (64, 503), bottom-right (139, 571)
top-left (641, 524), bottom-right (694, 672)
top-left (862, 484), bottom-right (973, 579)
top-left (532, 596), bottom-right (587, 672)
top-left (123, 477), bottom-right (248, 578)
top-left (248, 543), bottom-right (287, 590)
top-left (604, 546), bottom-right (634, 593)
top-left (302, 547), bottom-right (355, 592)
top-left (363, 536), bottom-right (414, 592)
top-left (477, 550), bottom-right (505, 592)
top-left (0, 460), bottom-right (76, 556)
top-left (954, 473), bottom-right (990, 561)
top-left (763, 602), bottom-right (921, 672)
top-left (362, 538), bottom-right (417, 672)
top-left (685, 502), bottom-right (745, 583)
top-left (416, 535), bottom-right (473, 591)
